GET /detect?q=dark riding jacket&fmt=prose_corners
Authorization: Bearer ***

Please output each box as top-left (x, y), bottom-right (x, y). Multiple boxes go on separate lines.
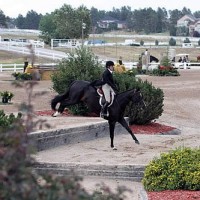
top-left (102, 69), bottom-right (118, 91)
top-left (91, 69), bottom-right (118, 92)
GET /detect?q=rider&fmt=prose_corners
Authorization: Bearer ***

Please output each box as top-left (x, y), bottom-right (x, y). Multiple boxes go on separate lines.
top-left (101, 61), bottom-right (118, 117)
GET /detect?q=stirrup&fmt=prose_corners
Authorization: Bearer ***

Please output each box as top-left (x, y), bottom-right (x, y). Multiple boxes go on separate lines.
top-left (100, 111), bottom-right (109, 118)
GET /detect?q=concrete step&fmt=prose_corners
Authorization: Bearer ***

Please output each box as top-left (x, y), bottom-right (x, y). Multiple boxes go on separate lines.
top-left (34, 162), bottom-right (146, 181)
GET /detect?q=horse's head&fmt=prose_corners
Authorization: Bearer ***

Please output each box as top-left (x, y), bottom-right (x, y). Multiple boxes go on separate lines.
top-left (132, 88), bottom-right (146, 109)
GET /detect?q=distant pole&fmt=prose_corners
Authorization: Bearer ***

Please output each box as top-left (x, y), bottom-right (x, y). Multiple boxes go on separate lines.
top-left (81, 20), bottom-right (86, 47)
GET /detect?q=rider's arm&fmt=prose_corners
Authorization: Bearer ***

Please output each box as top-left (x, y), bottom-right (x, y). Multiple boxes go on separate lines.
top-left (102, 71), bottom-right (118, 91)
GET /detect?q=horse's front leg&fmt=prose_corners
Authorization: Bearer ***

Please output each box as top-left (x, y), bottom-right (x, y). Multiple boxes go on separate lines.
top-left (119, 118), bottom-right (140, 144)
top-left (108, 121), bottom-right (117, 150)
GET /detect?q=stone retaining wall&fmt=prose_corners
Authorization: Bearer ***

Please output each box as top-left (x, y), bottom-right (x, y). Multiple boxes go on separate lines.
top-left (29, 120), bottom-right (127, 151)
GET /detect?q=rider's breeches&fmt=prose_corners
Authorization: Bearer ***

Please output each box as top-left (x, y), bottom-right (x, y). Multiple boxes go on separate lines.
top-left (102, 84), bottom-right (114, 103)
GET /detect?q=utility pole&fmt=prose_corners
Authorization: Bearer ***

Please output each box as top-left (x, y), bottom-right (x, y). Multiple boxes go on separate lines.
top-left (81, 20), bottom-right (86, 47)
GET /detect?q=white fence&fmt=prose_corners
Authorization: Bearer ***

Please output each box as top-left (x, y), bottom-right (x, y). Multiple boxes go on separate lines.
top-left (0, 63), bottom-right (57, 72)
top-left (0, 61), bottom-right (200, 73)
top-left (0, 44), bottom-right (68, 60)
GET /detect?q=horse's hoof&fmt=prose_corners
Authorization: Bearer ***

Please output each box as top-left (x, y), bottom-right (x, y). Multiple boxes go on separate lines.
top-left (135, 140), bottom-right (140, 145)
top-left (113, 147), bottom-right (117, 150)
top-left (52, 111), bottom-right (60, 117)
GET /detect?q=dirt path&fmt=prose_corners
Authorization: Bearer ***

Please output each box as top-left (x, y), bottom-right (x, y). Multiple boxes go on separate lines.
top-left (1, 70), bottom-right (200, 200)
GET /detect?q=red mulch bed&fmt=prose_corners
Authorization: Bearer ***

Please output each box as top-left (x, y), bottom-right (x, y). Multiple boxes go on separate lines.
top-left (130, 122), bottom-right (175, 134)
top-left (148, 190), bottom-right (200, 200)
top-left (35, 110), bottom-right (198, 199)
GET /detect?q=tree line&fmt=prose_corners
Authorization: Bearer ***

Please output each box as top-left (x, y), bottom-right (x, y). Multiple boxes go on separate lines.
top-left (0, 5), bottom-right (200, 43)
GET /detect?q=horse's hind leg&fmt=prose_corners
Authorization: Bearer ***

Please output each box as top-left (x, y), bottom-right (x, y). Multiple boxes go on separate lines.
top-left (119, 118), bottom-right (140, 144)
top-left (108, 121), bottom-right (117, 150)
top-left (52, 99), bottom-right (78, 117)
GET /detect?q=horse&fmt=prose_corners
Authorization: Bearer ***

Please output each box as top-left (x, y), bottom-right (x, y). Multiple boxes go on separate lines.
top-left (150, 55), bottom-right (159, 63)
top-left (51, 80), bottom-right (146, 150)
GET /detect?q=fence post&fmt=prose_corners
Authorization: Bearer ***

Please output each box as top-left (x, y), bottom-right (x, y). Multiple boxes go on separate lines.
top-left (14, 63), bottom-right (16, 72)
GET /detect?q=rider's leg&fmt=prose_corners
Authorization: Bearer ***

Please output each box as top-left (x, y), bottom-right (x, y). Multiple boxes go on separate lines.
top-left (101, 84), bottom-right (111, 117)
top-left (102, 101), bottom-right (109, 116)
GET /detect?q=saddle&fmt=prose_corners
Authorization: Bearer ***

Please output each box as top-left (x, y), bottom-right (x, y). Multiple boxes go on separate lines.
top-left (96, 87), bottom-right (115, 118)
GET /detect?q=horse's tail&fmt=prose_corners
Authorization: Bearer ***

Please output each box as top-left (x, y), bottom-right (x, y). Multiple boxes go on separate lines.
top-left (51, 89), bottom-right (69, 111)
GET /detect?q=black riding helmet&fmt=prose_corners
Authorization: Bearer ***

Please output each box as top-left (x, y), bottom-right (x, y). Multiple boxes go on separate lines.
top-left (105, 61), bottom-right (114, 68)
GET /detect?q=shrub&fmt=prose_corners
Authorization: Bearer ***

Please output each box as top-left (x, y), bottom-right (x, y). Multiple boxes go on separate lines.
top-left (142, 147), bottom-right (200, 191)
top-left (169, 38), bottom-right (176, 46)
top-left (12, 72), bottom-right (32, 80)
top-left (51, 47), bottom-right (103, 115)
top-left (51, 47), bottom-right (103, 94)
top-left (150, 67), bottom-right (180, 76)
top-left (150, 56), bottom-right (180, 76)
top-left (114, 73), bottom-right (164, 124)
top-left (160, 56), bottom-right (171, 67)
top-left (0, 91), bottom-right (14, 102)
top-left (0, 110), bottom-right (21, 130)
top-left (183, 37), bottom-right (191, 43)
top-left (140, 40), bottom-right (144, 46)
top-left (155, 40), bottom-right (159, 46)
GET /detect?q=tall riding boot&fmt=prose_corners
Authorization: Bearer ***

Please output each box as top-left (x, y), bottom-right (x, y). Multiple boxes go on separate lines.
top-left (101, 101), bottom-right (109, 117)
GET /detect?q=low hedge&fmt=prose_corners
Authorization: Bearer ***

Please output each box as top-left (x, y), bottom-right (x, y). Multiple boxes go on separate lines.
top-left (142, 147), bottom-right (200, 191)
top-left (150, 67), bottom-right (180, 76)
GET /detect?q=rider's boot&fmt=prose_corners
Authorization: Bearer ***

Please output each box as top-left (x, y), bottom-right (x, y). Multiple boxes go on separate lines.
top-left (101, 101), bottom-right (109, 117)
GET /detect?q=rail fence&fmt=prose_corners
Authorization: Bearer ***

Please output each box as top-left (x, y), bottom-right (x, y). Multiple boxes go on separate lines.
top-left (0, 44), bottom-right (68, 60)
top-left (0, 63), bottom-right (57, 72)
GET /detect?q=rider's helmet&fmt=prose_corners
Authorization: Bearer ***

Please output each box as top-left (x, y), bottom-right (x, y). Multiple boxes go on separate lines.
top-left (105, 61), bottom-right (114, 68)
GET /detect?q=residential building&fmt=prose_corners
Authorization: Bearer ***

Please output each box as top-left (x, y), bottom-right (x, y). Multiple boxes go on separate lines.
top-left (177, 14), bottom-right (200, 36)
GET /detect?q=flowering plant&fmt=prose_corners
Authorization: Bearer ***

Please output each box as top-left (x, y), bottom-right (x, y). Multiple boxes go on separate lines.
top-left (12, 72), bottom-right (21, 79)
top-left (0, 91), bottom-right (14, 101)
top-left (12, 72), bottom-right (32, 80)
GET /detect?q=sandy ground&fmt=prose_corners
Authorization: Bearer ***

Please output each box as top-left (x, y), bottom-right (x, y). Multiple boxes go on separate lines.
top-left (1, 70), bottom-right (200, 200)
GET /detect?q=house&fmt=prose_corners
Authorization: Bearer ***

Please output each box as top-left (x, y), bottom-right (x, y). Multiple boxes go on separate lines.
top-left (97, 16), bottom-right (126, 29)
top-left (189, 20), bottom-right (200, 36)
top-left (177, 14), bottom-right (200, 36)
top-left (177, 14), bottom-right (196, 27)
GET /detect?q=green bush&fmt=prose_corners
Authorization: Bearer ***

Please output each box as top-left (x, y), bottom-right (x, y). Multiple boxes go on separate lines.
top-left (142, 147), bottom-right (200, 191)
top-left (140, 40), bottom-right (144, 46)
top-left (151, 67), bottom-right (180, 76)
top-left (12, 72), bottom-right (32, 80)
top-left (0, 110), bottom-right (21, 131)
top-left (155, 40), bottom-right (159, 46)
top-left (183, 37), bottom-right (191, 43)
top-left (169, 37), bottom-right (176, 46)
top-left (114, 73), bottom-right (164, 124)
top-left (51, 47), bottom-right (103, 115)
top-left (51, 47), bottom-right (103, 94)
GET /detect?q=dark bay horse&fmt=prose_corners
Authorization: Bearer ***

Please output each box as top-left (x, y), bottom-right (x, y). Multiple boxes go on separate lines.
top-left (51, 80), bottom-right (146, 150)
top-left (150, 55), bottom-right (159, 63)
